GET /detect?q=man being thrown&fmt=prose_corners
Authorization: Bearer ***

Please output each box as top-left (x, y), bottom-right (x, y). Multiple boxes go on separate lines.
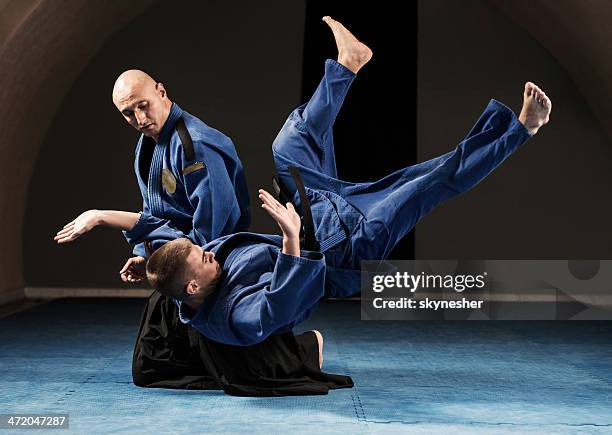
top-left (56, 17), bottom-right (551, 392)
top-left (130, 18), bottom-right (550, 346)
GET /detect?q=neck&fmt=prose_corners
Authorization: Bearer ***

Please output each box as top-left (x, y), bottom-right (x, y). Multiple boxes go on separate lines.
top-left (152, 100), bottom-right (174, 142)
top-left (185, 298), bottom-right (201, 310)
top-left (184, 289), bottom-right (207, 311)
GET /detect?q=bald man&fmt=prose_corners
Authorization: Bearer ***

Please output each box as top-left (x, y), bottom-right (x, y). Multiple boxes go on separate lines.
top-left (112, 71), bottom-right (250, 283)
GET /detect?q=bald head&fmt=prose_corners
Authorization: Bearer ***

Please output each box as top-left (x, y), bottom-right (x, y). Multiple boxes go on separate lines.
top-left (112, 69), bottom-right (157, 103)
top-left (112, 69), bottom-right (172, 141)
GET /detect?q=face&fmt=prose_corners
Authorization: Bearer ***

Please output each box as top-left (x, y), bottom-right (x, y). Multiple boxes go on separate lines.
top-left (113, 81), bottom-right (170, 139)
top-left (183, 245), bottom-right (222, 298)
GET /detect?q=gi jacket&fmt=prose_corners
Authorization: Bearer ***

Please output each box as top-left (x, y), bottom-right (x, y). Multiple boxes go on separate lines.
top-left (125, 103), bottom-right (250, 257)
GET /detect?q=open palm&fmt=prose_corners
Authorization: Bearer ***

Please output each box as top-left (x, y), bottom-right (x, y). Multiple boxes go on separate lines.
top-left (54, 210), bottom-right (99, 244)
top-left (258, 189), bottom-right (301, 239)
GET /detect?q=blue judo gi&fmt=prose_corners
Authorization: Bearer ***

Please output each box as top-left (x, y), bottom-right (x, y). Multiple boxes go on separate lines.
top-left (125, 59), bottom-right (532, 346)
top-left (124, 103), bottom-right (251, 258)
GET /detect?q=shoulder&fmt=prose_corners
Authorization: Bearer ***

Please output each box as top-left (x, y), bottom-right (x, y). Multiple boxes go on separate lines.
top-left (170, 110), bottom-right (240, 166)
top-left (180, 110), bottom-right (234, 148)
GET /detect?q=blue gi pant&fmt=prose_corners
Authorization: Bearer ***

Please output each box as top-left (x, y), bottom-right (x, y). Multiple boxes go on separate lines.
top-left (272, 59), bottom-right (532, 296)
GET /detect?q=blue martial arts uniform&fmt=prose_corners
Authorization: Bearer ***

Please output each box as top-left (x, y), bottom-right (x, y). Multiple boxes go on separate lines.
top-left (125, 59), bottom-right (532, 346)
top-left (124, 103), bottom-right (250, 258)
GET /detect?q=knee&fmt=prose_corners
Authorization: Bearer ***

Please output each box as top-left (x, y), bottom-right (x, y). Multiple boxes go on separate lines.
top-left (312, 329), bottom-right (324, 369)
top-left (272, 111), bottom-right (307, 155)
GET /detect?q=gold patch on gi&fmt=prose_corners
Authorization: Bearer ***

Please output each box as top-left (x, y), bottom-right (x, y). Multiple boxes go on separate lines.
top-left (182, 162), bottom-right (205, 176)
top-left (161, 168), bottom-right (177, 194)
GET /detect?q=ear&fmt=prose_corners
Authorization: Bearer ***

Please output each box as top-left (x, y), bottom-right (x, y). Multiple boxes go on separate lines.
top-left (185, 280), bottom-right (199, 296)
top-left (156, 82), bottom-right (167, 99)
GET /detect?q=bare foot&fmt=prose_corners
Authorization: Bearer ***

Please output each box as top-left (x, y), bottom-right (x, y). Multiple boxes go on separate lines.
top-left (322, 16), bottom-right (373, 74)
top-left (518, 82), bottom-right (552, 135)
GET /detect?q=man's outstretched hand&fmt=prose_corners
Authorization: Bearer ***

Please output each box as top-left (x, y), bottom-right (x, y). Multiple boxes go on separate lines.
top-left (55, 209), bottom-right (147, 284)
top-left (54, 210), bottom-right (100, 244)
top-left (119, 256), bottom-right (147, 284)
top-left (259, 189), bottom-right (301, 256)
top-left (258, 189), bottom-right (301, 239)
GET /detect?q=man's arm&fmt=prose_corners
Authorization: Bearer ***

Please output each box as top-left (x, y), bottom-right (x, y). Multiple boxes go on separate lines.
top-left (55, 209), bottom-right (189, 284)
top-left (54, 209), bottom-right (141, 243)
top-left (228, 250), bottom-right (326, 345)
top-left (216, 188), bottom-right (320, 346)
top-left (122, 211), bottom-right (191, 250)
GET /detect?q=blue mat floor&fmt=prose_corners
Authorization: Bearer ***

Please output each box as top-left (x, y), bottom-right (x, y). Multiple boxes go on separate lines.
top-left (1, 298), bottom-right (611, 434)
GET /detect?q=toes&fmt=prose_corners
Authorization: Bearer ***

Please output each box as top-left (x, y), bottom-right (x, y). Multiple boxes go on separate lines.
top-left (533, 89), bottom-right (544, 104)
top-left (534, 89), bottom-right (551, 108)
top-left (523, 81), bottom-right (552, 114)
top-left (539, 92), bottom-right (547, 105)
top-left (528, 83), bottom-right (545, 101)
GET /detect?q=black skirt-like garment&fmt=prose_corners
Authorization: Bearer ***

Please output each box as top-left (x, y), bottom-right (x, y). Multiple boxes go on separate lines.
top-left (132, 291), bottom-right (354, 396)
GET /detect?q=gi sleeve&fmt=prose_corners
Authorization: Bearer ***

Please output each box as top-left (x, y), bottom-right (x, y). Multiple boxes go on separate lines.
top-left (230, 251), bottom-right (326, 346)
top-left (133, 243), bottom-right (147, 258)
top-left (123, 212), bottom-right (190, 254)
top-left (132, 196), bottom-right (150, 258)
top-left (128, 195), bottom-right (188, 258)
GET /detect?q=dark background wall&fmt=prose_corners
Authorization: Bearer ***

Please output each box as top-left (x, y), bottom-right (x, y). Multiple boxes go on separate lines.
top-left (25, 0), bottom-right (306, 287)
top-left (416, 0), bottom-right (612, 259)
top-left (0, 0), bottom-right (157, 303)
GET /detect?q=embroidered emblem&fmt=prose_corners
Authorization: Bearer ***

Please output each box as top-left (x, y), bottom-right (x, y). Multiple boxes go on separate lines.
top-left (182, 162), bottom-right (206, 176)
top-left (161, 168), bottom-right (177, 194)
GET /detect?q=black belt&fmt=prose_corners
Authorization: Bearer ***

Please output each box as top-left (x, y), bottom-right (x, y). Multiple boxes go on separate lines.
top-left (272, 166), bottom-right (319, 252)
